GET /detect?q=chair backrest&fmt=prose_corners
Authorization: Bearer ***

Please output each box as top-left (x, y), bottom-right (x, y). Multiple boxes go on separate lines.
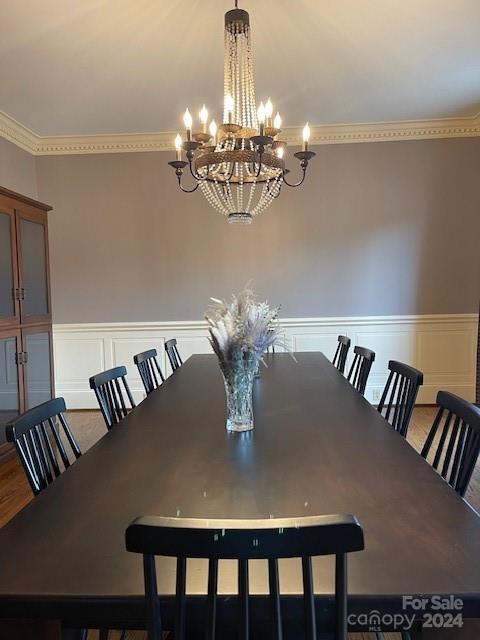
top-left (165, 339), bottom-right (183, 373)
top-left (347, 346), bottom-right (375, 395)
top-left (134, 349), bottom-right (165, 395)
top-left (377, 360), bottom-right (424, 437)
top-left (89, 366), bottom-right (136, 429)
top-left (421, 391), bottom-right (480, 497)
top-left (126, 514), bottom-right (364, 640)
top-left (5, 397), bottom-right (81, 496)
top-left (266, 329), bottom-right (276, 354)
top-left (332, 335), bottom-right (351, 375)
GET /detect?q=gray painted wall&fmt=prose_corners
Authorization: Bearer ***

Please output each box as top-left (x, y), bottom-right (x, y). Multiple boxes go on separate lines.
top-left (0, 137), bottom-right (37, 199)
top-left (36, 137), bottom-right (480, 323)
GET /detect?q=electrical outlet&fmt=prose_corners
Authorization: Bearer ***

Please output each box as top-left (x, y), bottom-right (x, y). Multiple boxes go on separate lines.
top-left (371, 388), bottom-right (382, 403)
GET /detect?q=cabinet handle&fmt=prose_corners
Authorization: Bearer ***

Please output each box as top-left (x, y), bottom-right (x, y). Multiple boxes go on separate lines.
top-left (12, 288), bottom-right (25, 301)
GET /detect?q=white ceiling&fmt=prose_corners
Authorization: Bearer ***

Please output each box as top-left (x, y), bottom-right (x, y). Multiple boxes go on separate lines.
top-left (0, 0), bottom-right (479, 137)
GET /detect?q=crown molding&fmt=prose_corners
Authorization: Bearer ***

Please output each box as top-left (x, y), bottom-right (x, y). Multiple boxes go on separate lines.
top-left (0, 111), bottom-right (38, 154)
top-left (1, 110), bottom-right (480, 156)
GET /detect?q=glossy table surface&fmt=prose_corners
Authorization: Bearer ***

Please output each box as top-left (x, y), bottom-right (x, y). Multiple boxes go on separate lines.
top-left (0, 353), bottom-right (479, 629)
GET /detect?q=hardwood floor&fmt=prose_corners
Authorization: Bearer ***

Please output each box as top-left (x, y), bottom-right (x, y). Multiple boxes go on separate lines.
top-left (1, 407), bottom-right (479, 640)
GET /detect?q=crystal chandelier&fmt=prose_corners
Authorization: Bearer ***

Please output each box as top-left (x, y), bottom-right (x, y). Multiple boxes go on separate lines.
top-left (168, 1), bottom-right (316, 224)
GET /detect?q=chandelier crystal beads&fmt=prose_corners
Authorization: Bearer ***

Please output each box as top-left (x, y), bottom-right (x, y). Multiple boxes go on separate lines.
top-left (169, 2), bottom-right (316, 224)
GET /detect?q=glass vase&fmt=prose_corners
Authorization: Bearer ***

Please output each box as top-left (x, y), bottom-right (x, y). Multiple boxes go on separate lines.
top-left (221, 359), bottom-right (257, 432)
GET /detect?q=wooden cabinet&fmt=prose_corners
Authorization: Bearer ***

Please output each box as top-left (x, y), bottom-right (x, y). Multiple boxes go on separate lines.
top-left (0, 186), bottom-right (53, 449)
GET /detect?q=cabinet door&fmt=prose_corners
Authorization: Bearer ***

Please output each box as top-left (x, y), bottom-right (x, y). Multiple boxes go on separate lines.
top-left (0, 207), bottom-right (20, 326)
top-left (0, 330), bottom-right (23, 445)
top-left (16, 209), bottom-right (51, 325)
top-left (22, 326), bottom-right (54, 410)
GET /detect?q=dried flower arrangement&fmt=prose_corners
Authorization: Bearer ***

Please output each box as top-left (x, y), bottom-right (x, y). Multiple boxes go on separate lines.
top-left (205, 288), bottom-right (285, 368)
top-left (205, 288), bottom-right (287, 431)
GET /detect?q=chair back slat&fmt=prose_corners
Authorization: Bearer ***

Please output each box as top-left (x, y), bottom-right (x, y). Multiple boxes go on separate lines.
top-left (165, 339), bottom-right (183, 373)
top-left (302, 556), bottom-right (316, 640)
top-left (347, 346), bottom-right (375, 396)
top-left (144, 554), bottom-right (162, 640)
top-left (431, 411), bottom-right (452, 470)
top-left (335, 554), bottom-right (347, 640)
top-left (238, 558), bottom-right (249, 640)
top-left (206, 559), bottom-right (218, 640)
top-left (268, 559), bottom-right (282, 640)
top-left (58, 412), bottom-right (82, 459)
top-left (89, 366), bottom-right (136, 429)
top-left (18, 433), bottom-right (41, 493)
top-left (377, 361), bottom-right (423, 437)
top-left (123, 375), bottom-right (136, 408)
top-left (421, 391), bottom-right (480, 496)
top-left (114, 378), bottom-right (128, 418)
top-left (41, 421), bottom-right (61, 477)
top-left (450, 421), bottom-right (467, 488)
top-left (458, 430), bottom-right (480, 496)
top-left (441, 415), bottom-right (461, 478)
top-left (390, 376), bottom-right (405, 429)
top-left (48, 416), bottom-right (70, 469)
top-left (134, 349), bottom-right (165, 395)
top-left (125, 515), bottom-right (364, 640)
top-left (6, 398), bottom-right (82, 496)
top-left (22, 432), bottom-right (41, 491)
top-left (175, 557), bottom-right (187, 640)
top-left (32, 426), bottom-right (51, 487)
top-left (332, 336), bottom-right (351, 375)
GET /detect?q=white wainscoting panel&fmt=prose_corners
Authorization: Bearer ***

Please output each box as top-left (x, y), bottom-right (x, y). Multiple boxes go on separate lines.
top-left (52, 314), bottom-right (478, 409)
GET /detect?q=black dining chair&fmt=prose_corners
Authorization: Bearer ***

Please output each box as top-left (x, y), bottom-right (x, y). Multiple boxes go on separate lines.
top-left (165, 338), bottom-right (183, 373)
top-left (421, 391), bottom-right (480, 497)
top-left (347, 346), bottom-right (375, 396)
top-left (6, 403), bottom-right (117, 640)
top-left (89, 366), bottom-right (136, 430)
top-left (134, 348), bottom-right (165, 395)
top-left (5, 397), bottom-right (81, 496)
top-left (377, 360), bottom-right (424, 438)
top-left (332, 335), bottom-right (351, 375)
top-left (125, 514), bottom-right (364, 640)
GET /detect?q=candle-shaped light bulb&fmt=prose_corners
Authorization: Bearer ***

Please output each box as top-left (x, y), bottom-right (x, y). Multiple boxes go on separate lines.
top-left (257, 101), bottom-right (266, 124)
top-left (274, 112), bottom-right (282, 130)
top-left (302, 122), bottom-right (311, 151)
top-left (257, 101), bottom-right (266, 136)
top-left (209, 119), bottom-right (218, 145)
top-left (276, 146), bottom-right (285, 160)
top-left (199, 104), bottom-right (208, 133)
top-left (183, 108), bottom-right (193, 140)
top-left (225, 94), bottom-right (234, 124)
top-left (265, 98), bottom-right (273, 127)
top-left (174, 133), bottom-right (182, 161)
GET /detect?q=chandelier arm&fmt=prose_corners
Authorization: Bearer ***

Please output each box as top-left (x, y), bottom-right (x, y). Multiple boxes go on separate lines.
top-left (282, 159), bottom-right (310, 188)
top-left (226, 161), bottom-right (236, 182)
top-left (188, 158), bottom-right (210, 181)
top-left (253, 147), bottom-right (265, 178)
top-left (176, 172), bottom-right (200, 193)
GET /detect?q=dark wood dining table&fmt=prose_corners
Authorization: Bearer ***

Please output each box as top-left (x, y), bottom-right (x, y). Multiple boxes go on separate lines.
top-left (0, 353), bottom-right (479, 636)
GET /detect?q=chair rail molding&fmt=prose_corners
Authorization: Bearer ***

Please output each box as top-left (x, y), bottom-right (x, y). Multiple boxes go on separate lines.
top-left (1, 110), bottom-right (480, 156)
top-left (51, 314), bottom-right (478, 408)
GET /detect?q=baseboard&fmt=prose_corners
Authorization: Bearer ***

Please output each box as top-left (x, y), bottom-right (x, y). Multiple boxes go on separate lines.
top-left (51, 313), bottom-right (478, 409)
